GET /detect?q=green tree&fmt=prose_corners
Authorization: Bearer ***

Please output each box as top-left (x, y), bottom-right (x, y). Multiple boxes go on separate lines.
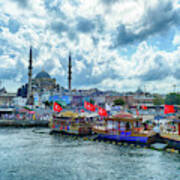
top-left (90, 98), bottom-right (95, 104)
top-left (165, 93), bottom-right (180, 105)
top-left (113, 98), bottom-right (125, 106)
top-left (153, 95), bottom-right (164, 105)
top-left (44, 101), bottom-right (53, 107)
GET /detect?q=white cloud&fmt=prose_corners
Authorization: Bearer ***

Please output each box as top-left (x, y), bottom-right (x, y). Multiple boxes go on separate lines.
top-left (173, 33), bottom-right (180, 45)
top-left (0, 0), bottom-right (180, 93)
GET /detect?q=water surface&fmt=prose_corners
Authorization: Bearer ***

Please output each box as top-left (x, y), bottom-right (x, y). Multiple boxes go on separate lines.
top-left (0, 128), bottom-right (179, 180)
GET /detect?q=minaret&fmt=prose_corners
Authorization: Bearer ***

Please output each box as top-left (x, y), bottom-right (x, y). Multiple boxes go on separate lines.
top-left (68, 52), bottom-right (72, 92)
top-left (27, 46), bottom-right (34, 105)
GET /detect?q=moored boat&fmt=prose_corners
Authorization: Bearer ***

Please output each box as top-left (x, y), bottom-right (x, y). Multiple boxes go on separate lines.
top-left (92, 114), bottom-right (156, 145)
top-left (160, 117), bottom-right (180, 150)
top-left (50, 111), bottom-right (95, 136)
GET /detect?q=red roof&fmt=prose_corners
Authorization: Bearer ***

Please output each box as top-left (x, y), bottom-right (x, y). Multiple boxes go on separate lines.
top-left (113, 111), bottom-right (133, 118)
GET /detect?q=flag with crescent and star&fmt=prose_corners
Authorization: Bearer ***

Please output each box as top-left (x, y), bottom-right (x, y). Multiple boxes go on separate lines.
top-left (53, 102), bottom-right (63, 112)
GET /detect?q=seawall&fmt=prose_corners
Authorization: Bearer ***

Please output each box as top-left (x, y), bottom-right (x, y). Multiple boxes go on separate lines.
top-left (0, 119), bottom-right (49, 127)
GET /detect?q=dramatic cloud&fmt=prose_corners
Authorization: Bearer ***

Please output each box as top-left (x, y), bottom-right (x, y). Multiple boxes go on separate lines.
top-left (101, 0), bottom-right (119, 5)
top-left (8, 18), bottom-right (20, 33)
top-left (140, 55), bottom-right (171, 81)
top-left (0, 59), bottom-right (26, 81)
top-left (51, 21), bottom-right (69, 34)
top-left (0, 49), bottom-right (3, 56)
top-left (10, 0), bottom-right (29, 7)
top-left (112, 0), bottom-right (180, 47)
top-left (0, 0), bottom-right (180, 93)
top-left (76, 17), bottom-right (95, 34)
top-left (173, 69), bottom-right (180, 79)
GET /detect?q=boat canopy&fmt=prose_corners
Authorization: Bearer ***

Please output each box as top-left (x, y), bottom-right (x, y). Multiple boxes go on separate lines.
top-left (104, 117), bottom-right (142, 122)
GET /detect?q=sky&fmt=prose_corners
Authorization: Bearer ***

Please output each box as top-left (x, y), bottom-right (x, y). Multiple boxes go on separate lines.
top-left (0, 0), bottom-right (180, 93)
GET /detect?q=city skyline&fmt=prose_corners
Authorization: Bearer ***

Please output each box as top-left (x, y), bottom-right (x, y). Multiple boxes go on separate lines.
top-left (0, 0), bottom-right (180, 93)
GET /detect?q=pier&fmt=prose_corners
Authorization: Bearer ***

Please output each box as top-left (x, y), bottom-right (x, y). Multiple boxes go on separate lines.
top-left (0, 119), bottom-right (49, 127)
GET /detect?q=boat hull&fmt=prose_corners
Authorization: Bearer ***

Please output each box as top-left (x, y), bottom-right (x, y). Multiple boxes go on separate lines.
top-left (51, 125), bottom-right (92, 136)
top-left (96, 134), bottom-right (149, 143)
top-left (165, 139), bottom-right (180, 150)
top-left (160, 135), bottom-right (180, 150)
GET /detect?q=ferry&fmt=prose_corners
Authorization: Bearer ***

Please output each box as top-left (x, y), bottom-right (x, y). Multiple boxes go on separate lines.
top-left (50, 111), bottom-right (95, 136)
top-left (92, 114), bottom-right (156, 145)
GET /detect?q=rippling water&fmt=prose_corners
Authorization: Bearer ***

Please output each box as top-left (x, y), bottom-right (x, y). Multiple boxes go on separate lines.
top-left (0, 128), bottom-right (179, 180)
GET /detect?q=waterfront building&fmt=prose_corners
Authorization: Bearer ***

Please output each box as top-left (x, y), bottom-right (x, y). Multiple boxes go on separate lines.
top-left (13, 97), bottom-right (27, 107)
top-left (0, 87), bottom-right (16, 106)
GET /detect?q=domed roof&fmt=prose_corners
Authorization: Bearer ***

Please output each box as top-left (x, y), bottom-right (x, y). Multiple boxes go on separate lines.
top-left (35, 71), bottom-right (51, 79)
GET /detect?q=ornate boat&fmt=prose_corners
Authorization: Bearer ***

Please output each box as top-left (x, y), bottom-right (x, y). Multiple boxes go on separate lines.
top-left (50, 111), bottom-right (94, 136)
top-left (92, 115), bottom-right (156, 145)
top-left (160, 117), bottom-right (180, 150)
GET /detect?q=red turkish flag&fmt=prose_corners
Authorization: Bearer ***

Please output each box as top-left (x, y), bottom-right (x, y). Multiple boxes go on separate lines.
top-left (141, 105), bottom-right (148, 110)
top-left (84, 101), bottom-right (96, 112)
top-left (98, 107), bottom-right (108, 117)
top-left (164, 105), bottom-right (175, 114)
top-left (53, 102), bottom-right (63, 112)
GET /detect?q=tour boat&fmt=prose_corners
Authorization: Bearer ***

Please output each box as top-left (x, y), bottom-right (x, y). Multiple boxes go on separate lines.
top-left (92, 114), bottom-right (156, 145)
top-left (160, 118), bottom-right (180, 150)
top-left (50, 111), bottom-right (94, 136)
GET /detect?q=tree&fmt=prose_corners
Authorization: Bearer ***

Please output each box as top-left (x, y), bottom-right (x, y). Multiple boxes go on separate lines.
top-left (165, 93), bottom-right (180, 105)
top-left (44, 101), bottom-right (53, 107)
top-left (90, 98), bottom-right (95, 104)
top-left (153, 95), bottom-right (164, 105)
top-left (113, 98), bottom-right (125, 106)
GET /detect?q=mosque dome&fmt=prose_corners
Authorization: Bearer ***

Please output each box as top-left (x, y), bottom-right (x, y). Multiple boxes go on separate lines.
top-left (35, 71), bottom-right (51, 79)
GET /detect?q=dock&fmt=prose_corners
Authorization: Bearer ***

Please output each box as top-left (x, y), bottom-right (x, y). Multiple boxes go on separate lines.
top-left (0, 119), bottom-right (49, 127)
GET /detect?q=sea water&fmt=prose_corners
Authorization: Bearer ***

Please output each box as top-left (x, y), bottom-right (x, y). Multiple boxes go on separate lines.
top-left (0, 128), bottom-right (179, 180)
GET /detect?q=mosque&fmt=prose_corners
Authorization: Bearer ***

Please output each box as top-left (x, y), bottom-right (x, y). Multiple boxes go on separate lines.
top-left (32, 70), bottom-right (59, 93)
top-left (17, 70), bottom-right (60, 98)
top-left (17, 47), bottom-right (72, 105)
top-left (17, 47), bottom-right (60, 99)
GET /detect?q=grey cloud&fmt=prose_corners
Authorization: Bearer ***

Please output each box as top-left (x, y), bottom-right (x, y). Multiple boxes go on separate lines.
top-left (140, 55), bottom-right (171, 81)
top-left (23, 33), bottom-right (32, 42)
top-left (72, 56), bottom-right (123, 87)
top-left (0, 20), bottom-right (6, 27)
top-left (0, 60), bottom-right (26, 81)
top-left (10, 0), bottom-right (28, 7)
top-left (94, 15), bottom-right (105, 33)
top-left (112, 25), bottom-right (135, 47)
top-left (112, 0), bottom-right (180, 47)
top-left (0, 49), bottom-right (3, 56)
top-left (101, 0), bottom-right (119, 5)
top-left (0, 69), bottom-right (18, 80)
top-left (50, 21), bottom-right (78, 41)
top-left (76, 17), bottom-right (95, 34)
top-left (51, 21), bottom-right (69, 34)
top-left (9, 54), bottom-right (16, 58)
top-left (68, 31), bottom-right (78, 41)
top-left (92, 36), bottom-right (99, 46)
top-left (8, 18), bottom-right (20, 34)
top-left (173, 67), bottom-right (180, 79)
top-left (44, 0), bottom-right (66, 19)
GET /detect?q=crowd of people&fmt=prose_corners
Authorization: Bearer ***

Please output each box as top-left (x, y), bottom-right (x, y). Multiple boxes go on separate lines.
top-left (1, 112), bottom-right (52, 121)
